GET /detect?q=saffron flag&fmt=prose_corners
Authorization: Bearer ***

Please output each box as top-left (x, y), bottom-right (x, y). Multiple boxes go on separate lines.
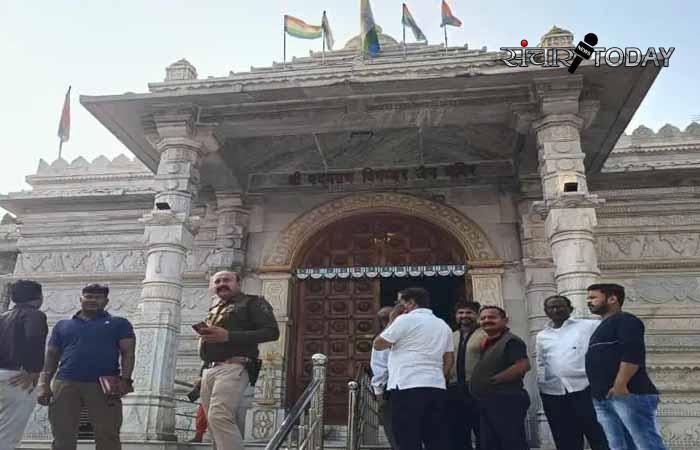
top-left (361, 0), bottom-right (380, 56)
top-left (284, 15), bottom-right (322, 39)
top-left (322, 11), bottom-right (334, 51)
top-left (402, 3), bottom-right (427, 42)
top-left (57, 86), bottom-right (71, 143)
top-left (441, 0), bottom-right (462, 27)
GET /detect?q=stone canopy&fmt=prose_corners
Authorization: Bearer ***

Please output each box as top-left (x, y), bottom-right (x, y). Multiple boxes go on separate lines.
top-left (79, 33), bottom-right (663, 198)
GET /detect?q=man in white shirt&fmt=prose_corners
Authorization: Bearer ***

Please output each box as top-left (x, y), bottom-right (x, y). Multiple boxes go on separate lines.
top-left (536, 295), bottom-right (610, 450)
top-left (373, 287), bottom-right (453, 450)
top-left (370, 306), bottom-right (398, 449)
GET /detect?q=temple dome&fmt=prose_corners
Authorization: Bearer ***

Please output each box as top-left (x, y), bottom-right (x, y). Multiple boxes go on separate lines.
top-left (343, 31), bottom-right (400, 51)
top-left (539, 25), bottom-right (574, 48)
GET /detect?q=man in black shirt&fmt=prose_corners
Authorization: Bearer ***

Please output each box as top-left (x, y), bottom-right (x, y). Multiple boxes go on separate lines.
top-left (585, 283), bottom-right (669, 450)
top-left (0, 280), bottom-right (48, 449)
top-left (470, 306), bottom-right (531, 450)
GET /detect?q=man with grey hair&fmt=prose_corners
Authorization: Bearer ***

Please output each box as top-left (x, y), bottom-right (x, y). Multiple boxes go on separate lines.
top-left (194, 271), bottom-right (279, 450)
top-left (370, 306), bottom-right (397, 449)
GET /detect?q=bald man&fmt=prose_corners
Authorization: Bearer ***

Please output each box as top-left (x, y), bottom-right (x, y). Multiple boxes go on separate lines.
top-left (196, 271), bottom-right (279, 450)
top-left (370, 306), bottom-right (398, 449)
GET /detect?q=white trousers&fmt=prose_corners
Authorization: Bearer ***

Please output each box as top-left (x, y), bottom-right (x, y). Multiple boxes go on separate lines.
top-left (0, 369), bottom-right (37, 450)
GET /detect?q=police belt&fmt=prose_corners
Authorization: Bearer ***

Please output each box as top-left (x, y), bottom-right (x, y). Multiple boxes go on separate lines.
top-left (205, 356), bottom-right (251, 368)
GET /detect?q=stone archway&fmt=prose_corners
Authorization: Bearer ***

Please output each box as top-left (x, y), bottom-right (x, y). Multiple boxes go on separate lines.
top-left (248, 192), bottom-right (505, 439)
top-left (262, 192), bottom-right (500, 271)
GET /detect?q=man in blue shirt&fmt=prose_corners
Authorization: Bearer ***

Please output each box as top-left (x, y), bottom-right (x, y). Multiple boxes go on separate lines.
top-left (585, 283), bottom-right (669, 450)
top-left (36, 284), bottom-right (136, 450)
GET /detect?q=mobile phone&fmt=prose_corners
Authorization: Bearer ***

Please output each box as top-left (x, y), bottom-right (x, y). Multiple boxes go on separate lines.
top-left (192, 322), bottom-right (209, 334)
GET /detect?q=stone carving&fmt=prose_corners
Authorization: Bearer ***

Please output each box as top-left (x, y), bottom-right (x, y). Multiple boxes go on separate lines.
top-left (132, 329), bottom-right (156, 390)
top-left (16, 250), bottom-right (146, 274)
top-left (261, 278), bottom-right (290, 315)
top-left (13, 248), bottom-right (231, 274)
top-left (623, 277), bottom-right (700, 305)
top-left (262, 192), bottom-right (499, 270)
top-left (251, 410), bottom-right (276, 440)
top-left (471, 273), bottom-right (504, 308)
top-left (596, 233), bottom-right (700, 260)
top-left (42, 288), bottom-right (141, 315)
top-left (22, 406), bottom-right (51, 439)
top-left (659, 421), bottom-right (700, 450)
top-left (180, 287), bottom-right (213, 311)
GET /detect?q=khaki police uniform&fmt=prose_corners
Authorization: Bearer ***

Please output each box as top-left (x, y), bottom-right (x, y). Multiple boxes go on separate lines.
top-left (199, 293), bottom-right (279, 450)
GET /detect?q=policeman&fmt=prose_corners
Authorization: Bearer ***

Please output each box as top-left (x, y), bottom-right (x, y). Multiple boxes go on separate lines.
top-left (195, 271), bottom-right (279, 450)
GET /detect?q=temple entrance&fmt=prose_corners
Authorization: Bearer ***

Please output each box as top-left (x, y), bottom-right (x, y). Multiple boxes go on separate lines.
top-left (289, 213), bottom-right (468, 423)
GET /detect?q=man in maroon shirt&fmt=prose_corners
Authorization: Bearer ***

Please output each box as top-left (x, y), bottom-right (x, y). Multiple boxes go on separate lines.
top-left (0, 279), bottom-right (48, 449)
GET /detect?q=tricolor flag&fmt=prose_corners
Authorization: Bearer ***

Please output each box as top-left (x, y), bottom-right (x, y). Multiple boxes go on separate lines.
top-left (441, 0), bottom-right (462, 27)
top-left (284, 15), bottom-right (322, 40)
top-left (361, 0), bottom-right (380, 56)
top-left (57, 86), bottom-right (71, 144)
top-left (322, 11), bottom-right (334, 51)
top-left (402, 3), bottom-right (427, 42)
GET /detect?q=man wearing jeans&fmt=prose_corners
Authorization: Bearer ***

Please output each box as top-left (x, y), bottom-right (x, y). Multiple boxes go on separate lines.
top-left (586, 283), bottom-right (669, 450)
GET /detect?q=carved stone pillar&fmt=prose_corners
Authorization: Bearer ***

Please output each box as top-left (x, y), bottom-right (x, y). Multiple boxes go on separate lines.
top-left (520, 207), bottom-right (558, 448)
top-left (212, 192), bottom-right (248, 272)
top-left (122, 113), bottom-right (216, 441)
top-left (245, 272), bottom-right (293, 442)
top-left (532, 77), bottom-right (603, 316)
top-left (469, 265), bottom-right (505, 308)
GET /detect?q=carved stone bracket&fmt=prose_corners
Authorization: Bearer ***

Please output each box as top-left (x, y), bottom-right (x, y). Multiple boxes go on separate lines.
top-left (532, 193), bottom-right (605, 219)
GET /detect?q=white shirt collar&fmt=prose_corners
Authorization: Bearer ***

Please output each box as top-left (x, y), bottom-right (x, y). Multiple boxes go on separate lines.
top-left (545, 317), bottom-right (578, 330)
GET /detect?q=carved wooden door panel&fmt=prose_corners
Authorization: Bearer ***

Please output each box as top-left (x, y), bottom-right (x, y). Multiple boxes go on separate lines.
top-left (293, 277), bottom-right (378, 424)
top-left (290, 214), bottom-right (465, 423)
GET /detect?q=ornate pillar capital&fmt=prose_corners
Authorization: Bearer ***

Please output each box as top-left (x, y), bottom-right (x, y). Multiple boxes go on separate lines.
top-left (534, 75), bottom-right (583, 116)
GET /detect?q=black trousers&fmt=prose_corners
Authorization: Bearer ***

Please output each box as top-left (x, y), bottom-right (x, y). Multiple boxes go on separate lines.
top-left (446, 384), bottom-right (480, 450)
top-left (391, 387), bottom-right (450, 450)
top-left (477, 390), bottom-right (530, 450)
top-left (540, 387), bottom-right (610, 450)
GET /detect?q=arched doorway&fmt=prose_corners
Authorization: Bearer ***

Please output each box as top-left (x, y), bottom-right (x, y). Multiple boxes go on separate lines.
top-left (289, 213), bottom-right (469, 423)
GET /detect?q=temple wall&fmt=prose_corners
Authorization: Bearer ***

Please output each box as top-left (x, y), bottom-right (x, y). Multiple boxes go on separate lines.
top-left (592, 187), bottom-right (700, 450)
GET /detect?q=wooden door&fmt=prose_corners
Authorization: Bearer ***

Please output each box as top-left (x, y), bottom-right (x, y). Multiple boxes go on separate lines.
top-left (289, 214), bottom-right (465, 423)
top-left (292, 277), bottom-right (378, 423)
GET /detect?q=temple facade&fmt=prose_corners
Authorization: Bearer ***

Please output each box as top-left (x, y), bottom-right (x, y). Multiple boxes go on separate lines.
top-left (2, 27), bottom-right (700, 449)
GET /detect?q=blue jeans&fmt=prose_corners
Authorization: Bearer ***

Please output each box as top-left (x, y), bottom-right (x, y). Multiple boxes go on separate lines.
top-left (593, 394), bottom-right (668, 450)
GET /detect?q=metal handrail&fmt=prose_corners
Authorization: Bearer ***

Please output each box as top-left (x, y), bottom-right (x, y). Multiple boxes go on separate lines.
top-left (265, 353), bottom-right (327, 450)
top-left (346, 368), bottom-right (381, 450)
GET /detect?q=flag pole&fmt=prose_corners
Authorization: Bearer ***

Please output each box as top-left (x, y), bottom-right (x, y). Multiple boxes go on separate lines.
top-left (283, 17), bottom-right (287, 69)
top-left (58, 140), bottom-right (63, 160)
top-left (402, 5), bottom-right (407, 60)
top-left (322, 13), bottom-right (326, 66)
top-left (444, 25), bottom-right (448, 55)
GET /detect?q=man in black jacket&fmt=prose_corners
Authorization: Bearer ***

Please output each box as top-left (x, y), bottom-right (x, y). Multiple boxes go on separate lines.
top-left (0, 280), bottom-right (48, 449)
top-left (196, 271), bottom-right (279, 450)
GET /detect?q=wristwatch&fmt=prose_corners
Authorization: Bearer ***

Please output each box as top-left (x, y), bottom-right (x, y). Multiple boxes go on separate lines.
top-left (120, 377), bottom-right (134, 384)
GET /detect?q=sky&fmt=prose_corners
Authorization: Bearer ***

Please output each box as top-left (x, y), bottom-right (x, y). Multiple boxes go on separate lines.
top-left (0, 0), bottom-right (698, 214)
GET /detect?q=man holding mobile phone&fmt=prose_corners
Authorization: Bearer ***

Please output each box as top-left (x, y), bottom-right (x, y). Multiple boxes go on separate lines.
top-left (196, 271), bottom-right (279, 450)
